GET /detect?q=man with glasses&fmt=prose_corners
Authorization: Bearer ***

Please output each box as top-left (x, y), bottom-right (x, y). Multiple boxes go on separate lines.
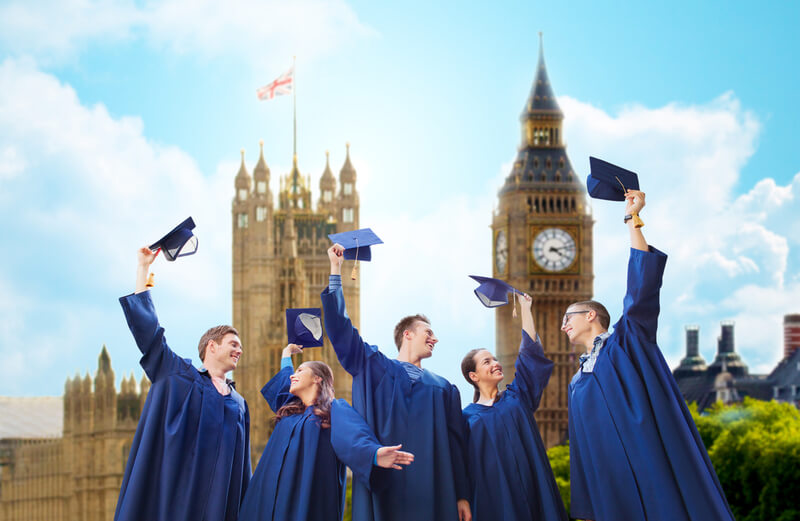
top-left (563, 190), bottom-right (733, 521)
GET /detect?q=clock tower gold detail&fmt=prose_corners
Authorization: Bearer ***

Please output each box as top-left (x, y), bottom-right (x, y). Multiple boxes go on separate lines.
top-left (491, 35), bottom-right (593, 448)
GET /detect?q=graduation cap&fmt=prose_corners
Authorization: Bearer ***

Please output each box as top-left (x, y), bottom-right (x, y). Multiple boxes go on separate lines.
top-left (469, 275), bottom-right (526, 317)
top-left (586, 157), bottom-right (644, 228)
top-left (149, 217), bottom-right (199, 261)
top-left (327, 228), bottom-right (383, 280)
top-left (286, 308), bottom-right (324, 348)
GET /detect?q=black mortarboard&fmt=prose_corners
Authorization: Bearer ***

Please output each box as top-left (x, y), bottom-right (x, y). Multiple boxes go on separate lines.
top-left (469, 275), bottom-right (525, 308)
top-left (149, 217), bottom-right (198, 261)
top-left (150, 217), bottom-right (197, 261)
top-left (286, 308), bottom-right (324, 348)
top-left (586, 157), bottom-right (640, 201)
top-left (327, 228), bottom-right (383, 261)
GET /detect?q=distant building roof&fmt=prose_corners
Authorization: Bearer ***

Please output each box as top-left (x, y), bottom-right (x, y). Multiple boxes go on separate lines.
top-left (0, 397), bottom-right (63, 439)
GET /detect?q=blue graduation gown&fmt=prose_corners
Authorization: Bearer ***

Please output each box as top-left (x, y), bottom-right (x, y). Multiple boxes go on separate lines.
top-left (568, 247), bottom-right (734, 521)
top-left (116, 292), bottom-right (251, 521)
top-left (463, 331), bottom-right (567, 521)
top-left (322, 285), bottom-right (471, 521)
top-left (239, 367), bottom-right (364, 521)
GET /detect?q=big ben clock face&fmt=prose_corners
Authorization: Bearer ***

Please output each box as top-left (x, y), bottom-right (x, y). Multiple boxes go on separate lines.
top-left (494, 230), bottom-right (508, 274)
top-left (532, 228), bottom-right (576, 272)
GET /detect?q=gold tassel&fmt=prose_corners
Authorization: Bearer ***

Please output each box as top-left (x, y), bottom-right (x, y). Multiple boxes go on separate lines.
top-left (145, 273), bottom-right (155, 288)
top-left (512, 295), bottom-right (518, 318)
top-left (350, 238), bottom-right (360, 280)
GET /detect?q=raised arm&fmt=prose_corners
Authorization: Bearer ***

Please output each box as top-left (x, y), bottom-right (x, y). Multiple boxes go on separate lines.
top-left (261, 344), bottom-right (302, 412)
top-left (512, 293), bottom-right (554, 411)
top-left (625, 189), bottom-right (648, 252)
top-left (321, 244), bottom-right (384, 377)
top-left (135, 246), bottom-right (159, 294)
top-left (119, 246), bottom-right (185, 382)
top-left (620, 190), bottom-right (668, 340)
top-left (519, 292), bottom-right (536, 341)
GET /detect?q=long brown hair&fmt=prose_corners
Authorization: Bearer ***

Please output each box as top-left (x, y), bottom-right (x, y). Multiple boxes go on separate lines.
top-left (461, 348), bottom-right (503, 404)
top-left (274, 361), bottom-right (335, 428)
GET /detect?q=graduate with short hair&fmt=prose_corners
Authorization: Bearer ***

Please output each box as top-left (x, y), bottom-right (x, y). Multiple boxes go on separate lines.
top-left (566, 175), bottom-right (734, 520)
top-left (115, 240), bottom-right (251, 521)
top-left (238, 344), bottom-right (414, 521)
top-left (461, 290), bottom-right (568, 521)
top-left (322, 238), bottom-right (472, 521)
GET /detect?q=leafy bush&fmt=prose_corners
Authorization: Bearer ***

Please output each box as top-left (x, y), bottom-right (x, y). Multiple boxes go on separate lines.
top-left (547, 399), bottom-right (800, 520)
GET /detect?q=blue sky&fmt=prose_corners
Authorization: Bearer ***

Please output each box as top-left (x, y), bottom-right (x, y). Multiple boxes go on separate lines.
top-left (0, 0), bottom-right (798, 403)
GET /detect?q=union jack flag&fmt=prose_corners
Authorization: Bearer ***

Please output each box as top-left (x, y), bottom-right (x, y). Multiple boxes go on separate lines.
top-left (256, 67), bottom-right (294, 101)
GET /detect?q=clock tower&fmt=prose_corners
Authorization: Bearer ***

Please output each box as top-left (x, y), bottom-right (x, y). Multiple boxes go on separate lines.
top-left (492, 35), bottom-right (593, 448)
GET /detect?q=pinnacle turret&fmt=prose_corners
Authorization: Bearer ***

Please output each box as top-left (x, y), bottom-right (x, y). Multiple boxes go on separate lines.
top-left (235, 149), bottom-right (251, 190)
top-left (253, 140), bottom-right (271, 195)
top-left (521, 32), bottom-right (563, 119)
top-left (339, 143), bottom-right (356, 183)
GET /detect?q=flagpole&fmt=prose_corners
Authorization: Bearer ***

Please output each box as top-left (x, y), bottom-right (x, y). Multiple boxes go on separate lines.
top-left (293, 55), bottom-right (297, 160)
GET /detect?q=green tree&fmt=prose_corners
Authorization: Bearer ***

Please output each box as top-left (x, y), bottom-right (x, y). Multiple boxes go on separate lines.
top-left (547, 399), bottom-right (800, 520)
top-left (547, 442), bottom-right (571, 513)
top-left (343, 479), bottom-right (352, 521)
top-left (693, 398), bottom-right (800, 521)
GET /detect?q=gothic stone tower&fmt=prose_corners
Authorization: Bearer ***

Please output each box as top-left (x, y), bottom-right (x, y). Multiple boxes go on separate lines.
top-left (232, 142), bottom-right (359, 462)
top-left (0, 346), bottom-right (147, 521)
top-left (492, 36), bottom-right (593, 448)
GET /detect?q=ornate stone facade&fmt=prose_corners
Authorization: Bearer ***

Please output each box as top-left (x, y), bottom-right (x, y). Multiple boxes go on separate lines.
top-left (492, 36), bottom-right (593, 448)
top-left (231, 142), bottom-right (360, 463)
top-left (0, 347), bottom-right (148, 521)
top-left (0, 143), bottom-right (361, 518)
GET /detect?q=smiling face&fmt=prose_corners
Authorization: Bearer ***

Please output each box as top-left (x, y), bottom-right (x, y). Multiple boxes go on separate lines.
top-left (469, 349), bottom-right (504, 387)
top-left (207, 333), bottom-right (242, 373)
top-left (407, 320), bottom-right (438, 360)
top-left (560, 305), bottom-right (595, 348)
top-left (289, 363), bottom-right (321, 399)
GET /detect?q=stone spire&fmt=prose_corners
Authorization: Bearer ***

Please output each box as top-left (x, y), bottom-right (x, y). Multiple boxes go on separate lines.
top-left (235, 149), bottom-right (251, 192)
top-left (522, 32), bottom-right (563, 119)
top-left (501, 33), bottom-right (579, 195)
top-left (339, 142), bottom-right (356, 184)
top-left (253, 140), bottom-right (271, 196)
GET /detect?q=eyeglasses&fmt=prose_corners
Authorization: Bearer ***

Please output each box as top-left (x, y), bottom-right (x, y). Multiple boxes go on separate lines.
top-left (562, 310), bottom-right (590, 326)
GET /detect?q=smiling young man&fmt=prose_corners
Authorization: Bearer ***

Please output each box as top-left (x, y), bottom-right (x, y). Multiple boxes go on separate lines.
top-left (321, 243), bottom-right (471, 521)
top-left (564, 191), bottom-right (733, 521)
top-left (114, 246), bottom-right (251, 521)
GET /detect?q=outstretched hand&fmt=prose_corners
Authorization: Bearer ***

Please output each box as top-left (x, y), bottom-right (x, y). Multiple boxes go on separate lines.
top-left (457, 499), bottom-right (472, 521)
top-left (328, 243), bottom-right (344, 275)
top-left (135, 246), bottom-right (159, 294)
top-left (375, 444), bottom-right (415, 470)
top-left (624, 189), bottom-right (646, 216)
top-left (517, 292), bottom-right (536, 340)
top-left (138, 246), bottom-right (159, 268)
top-left (516, 292), bottom-right (532, 310)
top-left (282, 344), bottom-right (303, 358)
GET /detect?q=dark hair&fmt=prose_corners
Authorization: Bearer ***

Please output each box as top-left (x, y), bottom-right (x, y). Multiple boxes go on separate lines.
top-left (274, 361), bottom-right (335, 429)
top-left (197, 325), bottom-right (239, 361)
top-left (393, 314), bottom-right (430, 351)
top-left (570, 300), bottom-right (611, 330)
top-left (461, 348), bottom-right (503, 404)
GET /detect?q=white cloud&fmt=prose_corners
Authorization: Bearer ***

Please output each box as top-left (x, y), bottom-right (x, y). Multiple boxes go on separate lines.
top-left (560, 93), bottom-right (798, 374)
top-left (1, 53), bottom-right (797, 404)
top-left (0, 145), bottom-right (27, 179)
top-left (0, 0), bottom-right (372, 67)
top-left (0, 57), bottom-right (234, 393)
